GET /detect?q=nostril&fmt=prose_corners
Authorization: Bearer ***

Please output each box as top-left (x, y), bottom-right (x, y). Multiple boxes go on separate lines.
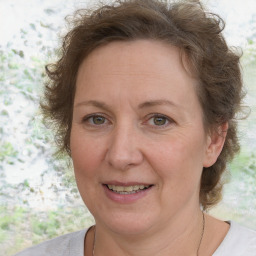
top-left (105, 147), bottom-right (143, 170)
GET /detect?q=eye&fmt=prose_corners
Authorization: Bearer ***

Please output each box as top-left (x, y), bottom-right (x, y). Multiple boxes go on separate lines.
top-left (151, 116), bottom-right (168, 126)
top-left (82, 114), bottom-right (109, 126)
top-left (91, 116), bottom-right (106, 125)
top-left (146, 114), bottom-right (174, 128)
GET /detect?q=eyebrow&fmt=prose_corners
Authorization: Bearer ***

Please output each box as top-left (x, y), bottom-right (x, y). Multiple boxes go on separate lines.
top-left (138, 99), bottom-right (178, 109)
top-left (75, 100), bottom-right (112, 112)
top-left (75, 99), bottom-right (178, 110)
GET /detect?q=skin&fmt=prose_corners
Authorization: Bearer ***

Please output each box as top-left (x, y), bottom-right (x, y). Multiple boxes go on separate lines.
top-left (70, 40), bottom-right (229, 256)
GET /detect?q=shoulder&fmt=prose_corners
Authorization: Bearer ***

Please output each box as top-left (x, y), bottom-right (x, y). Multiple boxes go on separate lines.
top-left (13, 229), bottom-right (88, 256)
top-left (213, 221), bottom-right (256, 256)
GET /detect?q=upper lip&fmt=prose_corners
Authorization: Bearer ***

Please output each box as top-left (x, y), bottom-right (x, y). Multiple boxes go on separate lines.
top-left (102, 181), bottom-right (153, 186)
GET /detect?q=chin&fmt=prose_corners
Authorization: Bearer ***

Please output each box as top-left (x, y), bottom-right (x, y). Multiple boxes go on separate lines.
top-left (94, 209), bottom-right (159, 236)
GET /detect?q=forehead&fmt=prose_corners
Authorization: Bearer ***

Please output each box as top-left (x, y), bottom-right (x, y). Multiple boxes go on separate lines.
top-left (77, 39), bottom-right (197, 87)
top-left (75, 40), bottom-right (200, 112)
top-left (79, 39), bottom-right (191, 75)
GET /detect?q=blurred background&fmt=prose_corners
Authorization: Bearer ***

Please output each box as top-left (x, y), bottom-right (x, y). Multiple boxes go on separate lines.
top-left (0, 0), bottom-right (255, 255)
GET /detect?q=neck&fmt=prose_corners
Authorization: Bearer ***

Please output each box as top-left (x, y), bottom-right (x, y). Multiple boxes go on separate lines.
top-left (93, 208), bottom-right (205, 256)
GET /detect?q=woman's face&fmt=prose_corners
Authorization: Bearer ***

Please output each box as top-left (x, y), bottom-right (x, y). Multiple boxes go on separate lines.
top-left (71, 40), bottom-right (218, 235)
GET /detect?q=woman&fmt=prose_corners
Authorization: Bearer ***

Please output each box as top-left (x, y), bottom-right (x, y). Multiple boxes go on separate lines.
top-left (15, 0), bottom-right (256, 255)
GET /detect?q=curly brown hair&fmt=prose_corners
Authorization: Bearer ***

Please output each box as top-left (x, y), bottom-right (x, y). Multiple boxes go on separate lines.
top-left (41, 0), bottom-right (245, 210)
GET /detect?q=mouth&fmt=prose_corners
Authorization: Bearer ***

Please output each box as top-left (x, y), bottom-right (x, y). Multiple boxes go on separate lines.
top-left (104, 184), bottom-right (153, 195)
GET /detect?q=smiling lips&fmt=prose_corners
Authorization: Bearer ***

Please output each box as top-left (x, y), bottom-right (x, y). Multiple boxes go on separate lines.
top-left (103, 182), bottom-right (154, 203)
top-left (106, 184), bottom-right (152, 194)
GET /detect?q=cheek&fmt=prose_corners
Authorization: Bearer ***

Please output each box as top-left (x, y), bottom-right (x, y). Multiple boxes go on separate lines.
top-left (149, 132), bottom-right (205, 184)
top-left (70, 131), bottom-right (106, 208)
top-left (70, 130), bottom-right (104, 179)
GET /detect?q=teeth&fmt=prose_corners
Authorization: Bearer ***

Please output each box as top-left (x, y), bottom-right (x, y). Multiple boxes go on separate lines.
top-left (107, 184), bottom-right (150, 193)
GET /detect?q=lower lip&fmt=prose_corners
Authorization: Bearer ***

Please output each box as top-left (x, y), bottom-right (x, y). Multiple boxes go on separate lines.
top-left (103, 185), bottom-right (153, 204)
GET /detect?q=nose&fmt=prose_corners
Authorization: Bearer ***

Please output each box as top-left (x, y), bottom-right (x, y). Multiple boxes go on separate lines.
top-left (105, 125), bottom-right (144, 171)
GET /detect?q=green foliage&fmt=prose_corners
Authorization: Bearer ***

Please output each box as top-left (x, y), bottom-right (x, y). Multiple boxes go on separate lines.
top-left (0, 142), bottom-right (18, 163)
top-left (242, 153), bottom-right (256, 191)
top-left (0, 206), bottom-right (26, 246)
top-left (211, 150), bottom-right (256, 228)
top-left (0, 207), bottom-right (25, 230)
top-left (0, 205), bottom-right (94, 255)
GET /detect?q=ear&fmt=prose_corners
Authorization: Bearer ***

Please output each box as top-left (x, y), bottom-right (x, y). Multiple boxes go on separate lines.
top-left (203, 122), bottom-right (228, 168)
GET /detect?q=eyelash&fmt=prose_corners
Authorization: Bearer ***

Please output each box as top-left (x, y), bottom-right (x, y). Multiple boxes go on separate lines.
top-left (82, 113), bottom-right (174, 129)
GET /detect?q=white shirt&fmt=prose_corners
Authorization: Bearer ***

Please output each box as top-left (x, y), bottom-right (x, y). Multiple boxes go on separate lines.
top-left (14, 221), bottom-right (256, 256)
top-left (213, 221), bottom-right (256, 256)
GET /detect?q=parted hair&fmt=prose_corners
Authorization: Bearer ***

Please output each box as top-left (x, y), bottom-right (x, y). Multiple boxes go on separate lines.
top-left (41, 0), bottom-right (244, 209)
